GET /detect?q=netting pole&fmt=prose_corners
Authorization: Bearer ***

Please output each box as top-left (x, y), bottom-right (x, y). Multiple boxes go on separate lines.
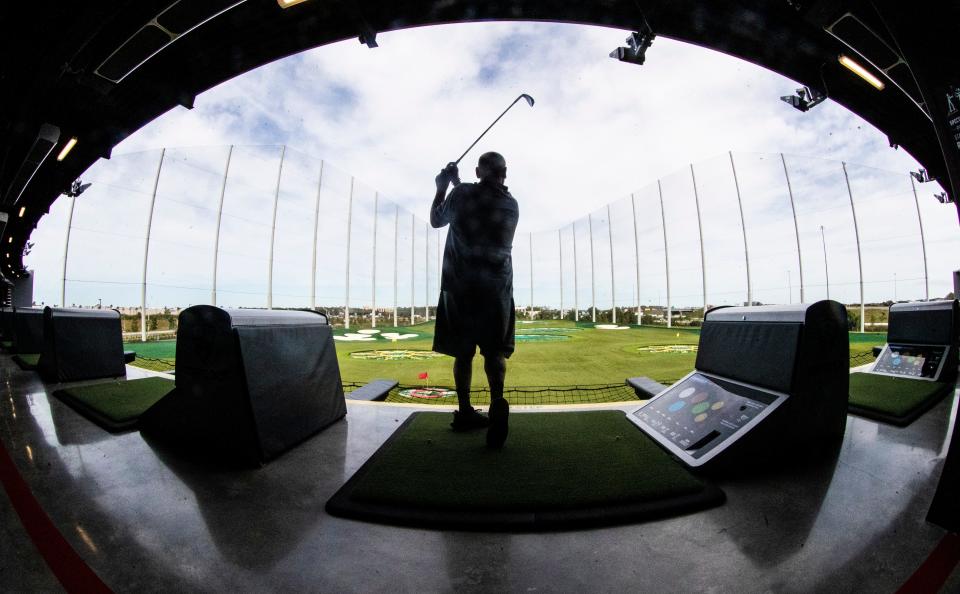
top-left (211, 145), bottom-right (233, 307)
top-left (371, 192), bottom-right (378, 328)
top-left (607, 204), bottom-right (616, 324)
top-left (393, 204), bottom-right (399, 327)
top-left (588, 213), bottom-right (596, 322)
top-left (780, 153), bottom-right (804, 303)
top-left (910, 175), bottom-right (930, 300)
top-left (344, 175), bottom-right (354, 328)
top-left (267, 145), bottom-right (286, 310)
top-left (558, 228), bottom-right (564, 319)
top-left (529, 232), bottom-right (534, 315)
top-left (410, 213), bottom-right (415, 325)
top-left (141, 148), bottom-right (165, 342)
top-left (310, 160), bottom-right (325, 310)
top-left (820, 225), bottom-right (830, 300)
top-left (658, 179), bottom-right (671, 328)
top-left (631, 193), bottom-right (641, 325)
top-left (842, 162), bottom-right (865, 333)
top-left (60, 195), bottom-right (76, 308)
top-left (572, 222), bottom-right (579, 321)
top-left (690, 163), bottom-right (707, 312)
top-left (424, 221), bottom-right (429, 321)
top-left (729, 152), bottom-right (752, 306)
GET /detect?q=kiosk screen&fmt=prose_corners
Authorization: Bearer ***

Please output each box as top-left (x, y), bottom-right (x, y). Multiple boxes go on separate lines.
top-left (872, 344), bottom-right (948, 380)
top-left (628, 371), bottom-right (788, 466)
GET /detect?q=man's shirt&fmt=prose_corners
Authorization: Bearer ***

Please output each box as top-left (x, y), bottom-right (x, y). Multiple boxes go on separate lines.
top-left (431, 179), bottom-right (520, 299)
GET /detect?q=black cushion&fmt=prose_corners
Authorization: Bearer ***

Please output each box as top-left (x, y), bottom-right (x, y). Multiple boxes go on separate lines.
top-left (38, 308), bottom-right (126, 382)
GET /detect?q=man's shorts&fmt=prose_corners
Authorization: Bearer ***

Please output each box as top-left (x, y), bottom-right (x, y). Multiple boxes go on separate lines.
top-left (432, 290), bottom-right (515, 359)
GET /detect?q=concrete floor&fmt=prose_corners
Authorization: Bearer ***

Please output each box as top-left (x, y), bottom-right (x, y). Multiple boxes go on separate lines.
top-left (0, 357), bottom-right (957, 593)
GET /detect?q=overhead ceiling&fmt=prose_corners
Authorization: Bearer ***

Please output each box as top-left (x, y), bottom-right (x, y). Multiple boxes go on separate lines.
top-left (1, 0), bottom-right (957, 279)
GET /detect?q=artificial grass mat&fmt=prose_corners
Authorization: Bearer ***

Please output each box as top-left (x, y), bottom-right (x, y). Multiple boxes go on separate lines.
top-left (53, 376), bottom-right (175, 432)
top-left (12, 353), bottom-right (40, 370)
top-left (848, 372), bottom-right (955, 426)
top-left (326, 410), bottom-right (724, 530)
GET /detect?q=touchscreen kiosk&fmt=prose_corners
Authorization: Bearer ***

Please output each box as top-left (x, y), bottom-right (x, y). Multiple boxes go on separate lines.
top-left (629, 371), bottom-right (788, 466)
top-left (870, 300), bottom-right (958, 384)
top-left (628, 301), bottom-right (849, 469)
top-left (872, 344), bottom-right (949, 381)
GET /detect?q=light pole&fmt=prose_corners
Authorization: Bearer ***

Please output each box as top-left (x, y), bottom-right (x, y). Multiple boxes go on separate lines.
top-left (820, 225), bottom-right (829, 300)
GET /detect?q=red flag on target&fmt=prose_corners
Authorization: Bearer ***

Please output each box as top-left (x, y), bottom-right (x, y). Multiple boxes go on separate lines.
top-left (418, 372), bottom-right (429, 380)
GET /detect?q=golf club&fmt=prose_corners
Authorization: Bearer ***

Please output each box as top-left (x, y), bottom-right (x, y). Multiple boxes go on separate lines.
top-left (453, 93), bottom-right (535, 168)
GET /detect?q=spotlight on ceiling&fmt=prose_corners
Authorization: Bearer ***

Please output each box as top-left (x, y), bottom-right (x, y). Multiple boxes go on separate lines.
top-left (911, 169), bottom-right (933, 183)
top-left (934, 192), bottom-right (955, 204)
top-left (64, 179), bottom-right (92, 198)
top-left (17, 207), bottom-right (25, 218)
top-left (780, 86), bottom-right (827, 112)
top-left (838, 55), bottom-right (885, 90)
top-left (359, 29), bottom-right (378, 49)
top-left (277, 0), bottom-right (311, 8)
top-left (610, 18), bottom-right (655, 66)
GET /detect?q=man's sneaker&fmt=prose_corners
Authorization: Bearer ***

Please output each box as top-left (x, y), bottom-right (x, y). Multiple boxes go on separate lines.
top-left (486, 399), bottom-right (509, 449)
top-left (451, 408), bottom-right (490, 432)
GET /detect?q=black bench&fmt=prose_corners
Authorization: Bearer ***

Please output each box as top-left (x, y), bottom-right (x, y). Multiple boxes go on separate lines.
top-left (347, 379), bottom-right (398, 401)
top-left (625, 376), bottom-right (668, 399)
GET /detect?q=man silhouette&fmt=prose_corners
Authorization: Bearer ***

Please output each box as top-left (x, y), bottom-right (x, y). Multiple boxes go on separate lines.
top-left (430, 152), bottom-right (519, 448)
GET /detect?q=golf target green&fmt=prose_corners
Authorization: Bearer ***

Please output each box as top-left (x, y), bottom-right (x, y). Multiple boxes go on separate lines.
top-left (350, 350), bottom-right (446, 361)
top-left (398, 387), bottom-right (457, 399)
top-left (636, 344), bottom-right (699, 354)
top-left (515, 334), bottom-right (570, 342)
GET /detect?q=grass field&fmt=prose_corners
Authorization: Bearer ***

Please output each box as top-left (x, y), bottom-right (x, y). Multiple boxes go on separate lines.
top-left (125, 321), bottom-right (886, 392)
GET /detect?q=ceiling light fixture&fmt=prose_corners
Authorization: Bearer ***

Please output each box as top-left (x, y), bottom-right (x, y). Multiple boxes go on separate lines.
top-left (838, 55), bottom-right (885, 90)
top-left (57, 137), bottom-right (78, 161)
top-left (277, 0), bottom-right (310, 7)
top-left (18, 207), bottom-right (25, 218)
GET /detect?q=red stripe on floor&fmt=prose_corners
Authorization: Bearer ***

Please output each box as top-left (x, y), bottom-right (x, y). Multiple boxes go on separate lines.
top-left (897, 532), bottom-right (960, 594)
top-left (0, 437), bottom-right (112, 594)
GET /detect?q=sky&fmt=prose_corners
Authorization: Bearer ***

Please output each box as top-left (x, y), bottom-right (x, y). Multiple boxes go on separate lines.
top-left (112, 21), bottom-right (928, 231)
top-left (25, 21), bottom-right (960, 310)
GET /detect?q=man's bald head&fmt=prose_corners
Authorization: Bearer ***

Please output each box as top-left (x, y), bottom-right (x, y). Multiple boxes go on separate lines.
top-left (477, 152), bottom-right (507, 182)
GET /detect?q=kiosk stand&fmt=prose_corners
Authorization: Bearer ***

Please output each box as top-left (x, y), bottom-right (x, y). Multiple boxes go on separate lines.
top-left (628, 301), bottom-right (849, 469)
top-left (140, 306), bottom-right (346, 466)
top-left (848, 299), bottom-right (958, 426)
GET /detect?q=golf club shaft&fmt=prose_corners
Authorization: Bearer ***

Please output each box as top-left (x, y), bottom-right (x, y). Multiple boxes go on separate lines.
top-left (454, 95), bottom-right (525, 166)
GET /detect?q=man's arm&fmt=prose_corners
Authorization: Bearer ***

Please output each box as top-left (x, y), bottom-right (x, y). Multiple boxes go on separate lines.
top-left (430, 163), bottom-right (460, 228)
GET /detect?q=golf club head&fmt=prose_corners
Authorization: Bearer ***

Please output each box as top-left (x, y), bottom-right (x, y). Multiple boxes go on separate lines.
top-left (520, 93), bottom-right (535, 106)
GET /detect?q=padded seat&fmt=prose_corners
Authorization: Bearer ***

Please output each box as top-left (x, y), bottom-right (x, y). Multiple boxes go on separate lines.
top-left (11, 307), bottom-right (44, 353)
top-left (140, 306), bottom-right (346, 465)
top-left (38, 307), bottom-right (126, 382)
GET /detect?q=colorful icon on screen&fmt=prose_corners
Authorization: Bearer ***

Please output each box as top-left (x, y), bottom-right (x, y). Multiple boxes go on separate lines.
top-left (691, 402), bottom-right (710, 415)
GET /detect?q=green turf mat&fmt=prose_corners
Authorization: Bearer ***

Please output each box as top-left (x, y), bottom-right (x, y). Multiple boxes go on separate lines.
top-left (848, 372), bottom-right (955, 426)
top-left (54, 377), bottom-right (175, 432)
top-left (327, 411), bottom-right (724, 530)
top-left (12, 353), bottom-right (40, 370)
